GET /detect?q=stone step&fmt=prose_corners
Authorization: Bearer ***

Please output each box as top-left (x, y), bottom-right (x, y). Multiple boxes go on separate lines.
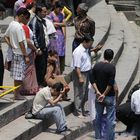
top-left (31, 113), bottom-right (92, 140)
top-left (65, 0), bottom-right (111, 66)
top-left (0, 95), bottom-right (33, 128)
top-left (116, 12), bottom-right (139, 104)
top-left (0, 83), bottom-right (74, 140)
top-left (120, 21), bottom-right (140, 104)
top-left (89, 0), bottom-right (111, 47)
top-left (100, 5), bottom-right (124, 65)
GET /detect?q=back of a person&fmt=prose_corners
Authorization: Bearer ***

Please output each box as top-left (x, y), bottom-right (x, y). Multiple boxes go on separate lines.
top-left (32, 87), bottom-right (51, 114)
top-left (94, 61), bottom-right (115, 96)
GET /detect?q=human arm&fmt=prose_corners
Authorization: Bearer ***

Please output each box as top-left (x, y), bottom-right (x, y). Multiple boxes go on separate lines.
top-left (48, 89), bottom-right (65, 105)
top-left (62, 6), bottom-right (72, 22)
top-left (75, 67), bottom-right (84, 83)
top-left (90, 45), bottom-right (103, 53)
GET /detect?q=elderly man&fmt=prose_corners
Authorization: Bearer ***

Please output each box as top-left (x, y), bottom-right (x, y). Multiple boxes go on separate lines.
top-left (72, 3), bottom-right (95, 52)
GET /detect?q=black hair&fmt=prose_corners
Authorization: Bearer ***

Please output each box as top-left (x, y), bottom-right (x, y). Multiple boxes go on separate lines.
top-left (45, 2), bottom-right (52, 10)
top-left (82, 35), bottom-right (94, 43)
top-left (16, 7), bottom-right (30, 19)
top-left (48, 50), bottom-right (58, 56)
top-left (104, 49), bottom-right (114, 61)
top-left (35, 4), bottom-right (46, 14)
top-left (54, 1), bottom-right (64, 9)
top-left (52, 82), bottom-right (64, 92)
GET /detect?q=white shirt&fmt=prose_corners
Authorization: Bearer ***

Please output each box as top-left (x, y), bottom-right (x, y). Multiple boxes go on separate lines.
top-left (32, 87), bottom-right (53, 114)
top-left (131, 89), bottom-right (140, 115)
top-left (71, 44), bottom-right (91, 72)
top-left (5, 21), bottom-right (27, 55)
top-left (44, 18), bottom-right (56, 35)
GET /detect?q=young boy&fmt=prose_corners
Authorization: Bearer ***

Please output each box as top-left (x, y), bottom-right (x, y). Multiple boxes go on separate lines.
top-left (32, 82), bottom-right (68, 133)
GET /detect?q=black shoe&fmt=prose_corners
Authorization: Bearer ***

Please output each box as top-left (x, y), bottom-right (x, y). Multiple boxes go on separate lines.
top-left (56, 126), bottom-right (68, 134)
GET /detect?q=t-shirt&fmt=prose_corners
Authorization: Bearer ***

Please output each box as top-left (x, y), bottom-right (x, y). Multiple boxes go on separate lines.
top-left (90, 61), bottom-right (116, 96)
top-left (32, 86), bottom-right (53, 114)
top-left (5, 21), bottom-right (27, 55)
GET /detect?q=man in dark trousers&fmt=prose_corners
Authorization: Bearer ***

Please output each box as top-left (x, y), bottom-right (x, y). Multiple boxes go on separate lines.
top-left (90, 49), bottom-right (116, 140)
top-left (29, 4), bottom-right (49, 87)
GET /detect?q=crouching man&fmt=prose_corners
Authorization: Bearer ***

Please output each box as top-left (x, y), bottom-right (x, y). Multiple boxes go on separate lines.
top-left (32, 82), bottom-right (67, 133)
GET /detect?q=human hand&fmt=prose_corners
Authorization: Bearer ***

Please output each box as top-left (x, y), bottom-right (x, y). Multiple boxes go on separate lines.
top-left (97, 94), bottom-right (105, 102)
top-left (24, 56), bottom-right (30, 64)
top-left (79, 77), bottom-right (84, 84)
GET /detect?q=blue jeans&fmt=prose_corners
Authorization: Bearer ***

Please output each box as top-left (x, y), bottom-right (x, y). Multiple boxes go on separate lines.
top-left (36, 104), bottom-right (67, 131)
top-left (95, 96), bottom-right (116, 140)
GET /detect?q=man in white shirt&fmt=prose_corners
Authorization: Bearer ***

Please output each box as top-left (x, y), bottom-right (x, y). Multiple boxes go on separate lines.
top-left (71, 35), bottom-right (94, 118)
top-left (4, 8), bottom-right (30, 100)
top-left (32, 82), bottom-right (68, 133)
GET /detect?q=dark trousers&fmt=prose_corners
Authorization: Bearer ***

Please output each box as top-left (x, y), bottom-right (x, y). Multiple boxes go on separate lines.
top-left (0, 49), bottom-right (4, 87)
top-left (35, 49), bottom-right (48, 86)
top-left (116, 102), bottom-right (140, 133)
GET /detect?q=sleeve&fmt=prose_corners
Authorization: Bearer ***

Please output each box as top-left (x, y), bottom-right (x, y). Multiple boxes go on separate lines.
top-left (62, 6), bottom-right (72, 22)
top-left (108, 65), bottom-right (116, 86)
top-left (90, 19), bottom-right (95, 37)
top-left (43, 88), bottom-right (53, 101)
top-left (29, 18), bottom-right (39, 48)
top-left (73, 51), bottom-right (82, 68)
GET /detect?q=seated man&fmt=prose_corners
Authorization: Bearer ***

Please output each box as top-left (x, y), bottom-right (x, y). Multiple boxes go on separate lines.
top-left (116, 83), bottom-right (140, 137)
top-left (32, 82), bottom-right (68, 133)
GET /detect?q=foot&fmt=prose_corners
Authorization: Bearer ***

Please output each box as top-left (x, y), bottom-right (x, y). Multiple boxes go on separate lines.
top-left (62, 97), bottom-right (71, 101)
top-left (56, 126), bottom-right (68, 134)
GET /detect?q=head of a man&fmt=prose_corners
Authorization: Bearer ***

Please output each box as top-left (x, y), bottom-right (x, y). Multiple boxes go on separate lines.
top-left (51, 82), bottom-right (64, 96)
top-left (16, 7), bottom-right (30, 24)
top-left (76, 3), bottom-right (88, 16)
top-left (82, 35), bottom-right (94, 49)
top-left (104, 49), bottom-right (114, 62)
top-left (35, 4), bottom-right (47, 18)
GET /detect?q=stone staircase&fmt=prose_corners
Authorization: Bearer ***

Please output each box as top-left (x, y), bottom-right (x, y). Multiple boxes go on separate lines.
top-left (0, 0), bottom-right (140, 139)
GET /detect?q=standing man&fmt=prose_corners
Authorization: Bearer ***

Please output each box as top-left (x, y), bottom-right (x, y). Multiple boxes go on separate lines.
top-left (72, 3), bottom-right (95, 52)
top-left (71, 35), bottom-right (94, 118)
top-left (4, 8), bottom-right (30, 100)
top-left (90, 49), bottom-right (116, 140)
top-left (29, 4), bottom-right (49, 87)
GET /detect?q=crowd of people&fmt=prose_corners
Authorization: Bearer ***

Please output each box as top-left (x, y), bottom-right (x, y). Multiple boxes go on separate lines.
top-left (1, 0), bottom-right (140, 139)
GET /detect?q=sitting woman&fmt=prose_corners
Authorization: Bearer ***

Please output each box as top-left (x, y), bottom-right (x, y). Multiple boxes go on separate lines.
top-left (45, 50), bottom-right (70, 100)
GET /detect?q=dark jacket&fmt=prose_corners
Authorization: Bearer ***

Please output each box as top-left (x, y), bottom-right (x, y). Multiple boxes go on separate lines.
top-left (29, 15), bottom-right (47, 51)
